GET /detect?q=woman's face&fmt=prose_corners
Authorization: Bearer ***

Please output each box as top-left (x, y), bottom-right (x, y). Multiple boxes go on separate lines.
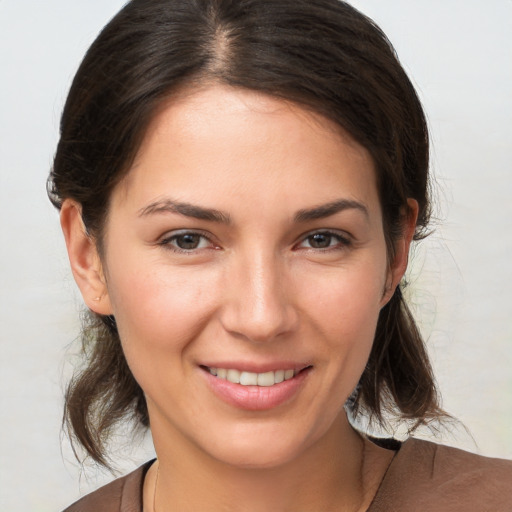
top-left (96, 85), bottom-right (405, 467)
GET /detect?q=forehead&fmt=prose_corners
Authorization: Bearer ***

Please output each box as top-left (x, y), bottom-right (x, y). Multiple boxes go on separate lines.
top-left (113, 84), bottom-right (380, 221)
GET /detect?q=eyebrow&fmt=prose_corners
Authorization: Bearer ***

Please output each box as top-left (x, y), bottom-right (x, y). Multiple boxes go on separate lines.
top-left (138, 199), bottom-right (232, 224)
top-left (294, 199), bottom-right (369, 223)
top-left (138, 197), bottom-right (368, 224)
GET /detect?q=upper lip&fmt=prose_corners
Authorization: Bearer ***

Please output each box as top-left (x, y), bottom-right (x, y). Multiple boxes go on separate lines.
top-left (199, 361), bottom-right (311, 374)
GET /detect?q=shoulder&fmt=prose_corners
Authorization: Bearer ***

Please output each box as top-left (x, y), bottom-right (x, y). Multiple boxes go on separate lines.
top-left (62, 460), bottom-right (154, 512)
top-left (371, 438), bottom-right (512, 511)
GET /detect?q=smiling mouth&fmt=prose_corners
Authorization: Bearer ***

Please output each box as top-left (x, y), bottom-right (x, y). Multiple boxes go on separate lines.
top-left (201, 366), bottom-right (311, 387)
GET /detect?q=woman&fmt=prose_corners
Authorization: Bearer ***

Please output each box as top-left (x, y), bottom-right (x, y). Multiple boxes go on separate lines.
top-left (48, 0), bottom-right (512, 510)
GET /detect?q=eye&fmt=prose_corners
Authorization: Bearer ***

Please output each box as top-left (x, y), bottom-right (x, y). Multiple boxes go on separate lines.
top-left (296, 231), bottom-right (351, 250)
top-left (159, 231), bottom-right (215, 252)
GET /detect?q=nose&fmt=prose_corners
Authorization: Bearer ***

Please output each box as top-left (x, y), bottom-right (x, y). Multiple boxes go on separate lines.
top-left (219, 250), bottom-right (299, 343)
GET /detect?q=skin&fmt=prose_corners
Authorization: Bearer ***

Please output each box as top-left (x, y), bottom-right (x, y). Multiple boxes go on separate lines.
top-left (61, 84), bottom-right (417, 511)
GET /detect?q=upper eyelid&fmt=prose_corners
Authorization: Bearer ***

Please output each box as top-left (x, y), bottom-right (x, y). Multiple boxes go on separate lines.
top-left (159, 228), bottom-right (214, 242)
top-left (293, 230), bottom-right (353, 251)
top-left (156, 230), bottom-right (215, 251)
top-left (157, 230), bottom-right (218, 254)
top-left (156, 228), bottom-right (352, 248)
top-left (297, 228), bottom-right (352, 242)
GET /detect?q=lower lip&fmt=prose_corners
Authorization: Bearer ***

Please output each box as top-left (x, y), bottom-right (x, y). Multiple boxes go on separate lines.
top-left (202, 368), bottom-right (311, 411)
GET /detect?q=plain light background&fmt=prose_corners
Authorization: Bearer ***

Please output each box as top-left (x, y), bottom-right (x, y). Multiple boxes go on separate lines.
top-left (1, 1), bottom-right (511, 511)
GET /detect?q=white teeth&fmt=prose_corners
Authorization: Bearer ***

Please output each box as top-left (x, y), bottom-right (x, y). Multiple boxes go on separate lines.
top-left (226, 369), bottom-right (241, 384)
top-left (240, 371), bottom-right (258, 385)
top-left (257, 371), bottom-right (275, 387)
top-left (209, 367), bottom-right (297, 386)
top-left (274, 369), bottom-right (285, 384)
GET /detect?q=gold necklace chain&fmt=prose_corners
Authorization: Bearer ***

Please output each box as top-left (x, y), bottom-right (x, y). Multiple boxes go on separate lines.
top-left (153, 462), bottom-right (160, 512)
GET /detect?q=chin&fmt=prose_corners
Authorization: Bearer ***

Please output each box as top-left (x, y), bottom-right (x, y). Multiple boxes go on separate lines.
top-left (201, 421), bottom-right (323, 470)
top-left (213, 441), bottom-right (304, 470)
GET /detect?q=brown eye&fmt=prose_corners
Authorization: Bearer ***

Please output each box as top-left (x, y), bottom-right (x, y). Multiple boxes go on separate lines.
top-left (307, 233), bottom-right (333, 249)
top-left (296, 230), bottom-right (351, 251)
top-left (175, 233), bottom-right (202, 250)
top-left (159, 231), bottom-right (213, 252)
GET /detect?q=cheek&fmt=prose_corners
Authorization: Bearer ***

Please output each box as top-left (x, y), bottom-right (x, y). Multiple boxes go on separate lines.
top-left (298, 256), bottom-right (387, 378)
top-left (105, 253), bottom-right (221, 356)
top-left (301, 260), bottom-right (386, 333)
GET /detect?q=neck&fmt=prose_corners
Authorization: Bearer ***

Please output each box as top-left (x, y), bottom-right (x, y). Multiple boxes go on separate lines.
top-left (145, 412), bottom-right (391, 512)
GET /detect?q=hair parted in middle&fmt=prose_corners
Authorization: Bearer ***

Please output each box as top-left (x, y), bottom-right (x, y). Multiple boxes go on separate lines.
top-left (48, 0), bottom-right (445, 467)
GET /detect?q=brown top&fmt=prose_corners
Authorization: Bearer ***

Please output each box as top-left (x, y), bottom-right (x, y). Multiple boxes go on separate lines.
top-left (63, 438), bottom-right (512, 512)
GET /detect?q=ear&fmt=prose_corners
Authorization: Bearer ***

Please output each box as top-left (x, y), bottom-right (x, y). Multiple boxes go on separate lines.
top-left (60, 199), bottom-right (113, 315)
top-left (381, 198), bottom-right (419, 306)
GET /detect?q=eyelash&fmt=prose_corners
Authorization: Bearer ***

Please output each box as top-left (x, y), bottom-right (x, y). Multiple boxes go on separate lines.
top-left (158, 229), bottom-right (352, 254)
top-left (294, 230), bottom-right (352, 252)
top-left (158, 230), bottom-right (217, 254)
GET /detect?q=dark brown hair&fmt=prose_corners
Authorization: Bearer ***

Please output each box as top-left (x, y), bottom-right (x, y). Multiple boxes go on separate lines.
top-left (48, 0), bottom-right (445, 467)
